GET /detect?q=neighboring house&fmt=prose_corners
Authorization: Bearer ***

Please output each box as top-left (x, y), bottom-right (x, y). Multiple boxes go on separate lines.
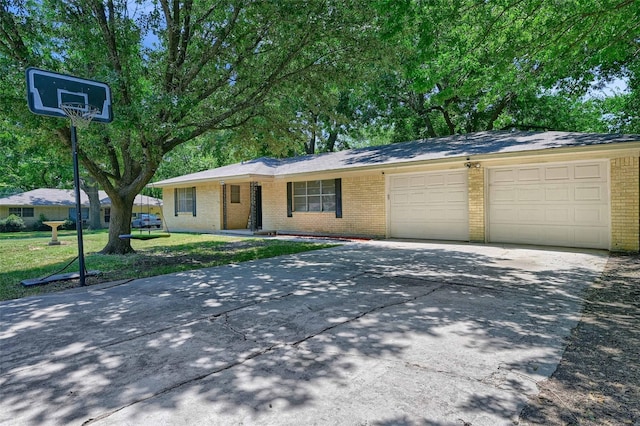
top-left (0, 189), bottom-right (163, 228)
top-left (152, 131), bottom-right (640, 252)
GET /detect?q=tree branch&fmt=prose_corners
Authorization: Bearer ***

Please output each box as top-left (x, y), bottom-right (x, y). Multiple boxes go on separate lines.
top-left (0, 6), bottom-right (31, 64)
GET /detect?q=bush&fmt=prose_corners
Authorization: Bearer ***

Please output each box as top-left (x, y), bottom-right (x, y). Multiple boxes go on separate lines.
top-left (60, 219), bottom-right (77, 230)
top-left (0, 214), bottom-right (26, 232)
top-left (32, 214), bottom-right (50, 231)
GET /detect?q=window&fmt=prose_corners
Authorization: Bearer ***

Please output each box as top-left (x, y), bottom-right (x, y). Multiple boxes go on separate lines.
top-left (104, 208), bottom-right (111, 223)
top-left (175, 187), bottom-right (197, 216)
top-left (8, 207), bottom-right (34, 217)
top-left (293, 180), bottom-right (336, 212)
top-left (230, 185), bottom-right (240, 203)
top-left (69, 207), bottom-right (89, 220)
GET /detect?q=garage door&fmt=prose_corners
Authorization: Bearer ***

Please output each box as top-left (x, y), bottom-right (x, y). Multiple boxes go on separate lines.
top-left (389, 170), bottom-right (469, 240)
top-left (488, 161), bottom-right (609, 249)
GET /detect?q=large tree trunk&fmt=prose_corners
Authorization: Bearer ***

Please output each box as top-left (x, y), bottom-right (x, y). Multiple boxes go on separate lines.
top-left (100, 194), bottom-right (135, 255)
top-left (81, 177), bottom-right (102, 230)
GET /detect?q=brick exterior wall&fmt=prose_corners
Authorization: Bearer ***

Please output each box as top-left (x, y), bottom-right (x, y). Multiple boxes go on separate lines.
top-left (262, 173), bottom-right (386, 238)
top-left (467, 167), bottom-right (485, 242)
top-left (224, 183), bottom-right (251, 229)
top-left (610, 156), bottom-right (640, 252)
top-left (162, 182), bottom-right (221, 233)
top-left (157, 150), bottom-right (640, 252)
top-left (260, 181), bottom-right (286, 231)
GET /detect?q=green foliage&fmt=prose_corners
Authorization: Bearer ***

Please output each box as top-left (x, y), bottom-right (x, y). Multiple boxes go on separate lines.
top-left (31, 213), bottom-right (50, 231)
top-left (0, 119), bottom-right (73, 191)
top-left (371, 0), bottom-right (640, 140)
top-left (1, 0), bottom-right (380, 253)
top-left (59, 219), bottom-right (76, 231)
top-left (30, 214), bottom-right (74, 232)
top-left (0, 214), bottom-right (26, 232)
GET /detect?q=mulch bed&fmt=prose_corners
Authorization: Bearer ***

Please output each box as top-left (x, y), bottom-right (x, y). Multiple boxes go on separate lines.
top-left (518, 253), bottom-right (640, 425)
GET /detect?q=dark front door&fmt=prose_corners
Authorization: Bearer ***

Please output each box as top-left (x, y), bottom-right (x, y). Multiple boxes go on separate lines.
top-left (254, 185), bottom-right (262, 229)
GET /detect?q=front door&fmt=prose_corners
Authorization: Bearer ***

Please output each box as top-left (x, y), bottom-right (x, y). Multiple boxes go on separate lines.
top-left (254, 185), bottom-right (262, 229)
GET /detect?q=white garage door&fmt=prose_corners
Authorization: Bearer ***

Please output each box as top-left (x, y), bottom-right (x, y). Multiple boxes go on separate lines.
top-left (389, 170), bottom-right (469, 240)
top-left (488, 161), bottom-right (609, 249)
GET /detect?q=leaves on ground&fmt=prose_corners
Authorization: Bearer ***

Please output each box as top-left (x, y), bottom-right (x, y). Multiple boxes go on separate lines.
top-left (519, 253), bottom-right (640, 425)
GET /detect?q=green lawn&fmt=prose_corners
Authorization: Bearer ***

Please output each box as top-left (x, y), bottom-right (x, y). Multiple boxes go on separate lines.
top-left (0, 230), bottom-right (335, 301)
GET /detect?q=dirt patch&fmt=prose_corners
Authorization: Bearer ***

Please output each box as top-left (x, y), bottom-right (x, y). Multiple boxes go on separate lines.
top-left (519, 253), bottom-right (640, 425)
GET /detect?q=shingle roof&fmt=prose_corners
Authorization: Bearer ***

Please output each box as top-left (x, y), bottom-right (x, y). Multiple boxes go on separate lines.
top-left (153, 131), bottom-right (640, 186)
top-left (0, 188), bottom-right (162, 207)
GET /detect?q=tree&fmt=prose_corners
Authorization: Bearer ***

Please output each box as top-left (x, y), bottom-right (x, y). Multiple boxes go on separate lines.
top-left (372, 0), bottom-right (640, 139)
top-left (0, 0), bottom-right (378, 253)
top-left (232, 86), bottom-right (366, 156)
top-left (603, 58), bottom-right (640, 134)
top-left (80, 176), bottom-right (102, 230)
top-left (219, 9), bottom-right (387, 157)
top-left (0, 119), bottom-right (73, 194)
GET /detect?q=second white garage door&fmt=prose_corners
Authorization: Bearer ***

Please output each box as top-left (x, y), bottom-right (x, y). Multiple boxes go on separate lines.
top-left (488, 161), bottom-right (610, 249)
top-left (389, 170), bottom-right (469, 241)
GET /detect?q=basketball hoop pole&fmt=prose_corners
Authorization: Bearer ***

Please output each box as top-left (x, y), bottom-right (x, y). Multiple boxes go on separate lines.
top-left (70, 124), bottom-right (87, 286)
top-left (59, 104), bottom-right (100, 287)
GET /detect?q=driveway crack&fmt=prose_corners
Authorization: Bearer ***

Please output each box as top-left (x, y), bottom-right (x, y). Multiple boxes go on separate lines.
top-left (1, 291), bottom-right (297, 379)
top-left (291, 284), bottom-right (444, 347)
top-left (221, 313), bottom-right (249, 341)
top-left (81, 285), bottom-right (445, 425)
top-left (81, 342), bottom-right (285, 425)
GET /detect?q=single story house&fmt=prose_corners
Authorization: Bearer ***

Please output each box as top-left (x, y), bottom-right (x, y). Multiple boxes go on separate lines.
top-left (0, 188), bottom-right (163, 228)
top-left (153, 131), bottom-right (640, 252)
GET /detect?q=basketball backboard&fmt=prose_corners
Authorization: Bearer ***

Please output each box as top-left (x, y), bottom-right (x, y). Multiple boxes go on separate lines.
top-left (26, 67), bottom-right (113, 123)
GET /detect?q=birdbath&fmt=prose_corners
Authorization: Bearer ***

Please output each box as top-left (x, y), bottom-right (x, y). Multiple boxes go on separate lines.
top-left (43, 221), bottom-right (66, 246)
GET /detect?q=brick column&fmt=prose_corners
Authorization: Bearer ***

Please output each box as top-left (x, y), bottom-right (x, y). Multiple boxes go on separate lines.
top-left (468, 166), bottom-right (485, 242)
top-left (610, 157), bottom-right (640, 252)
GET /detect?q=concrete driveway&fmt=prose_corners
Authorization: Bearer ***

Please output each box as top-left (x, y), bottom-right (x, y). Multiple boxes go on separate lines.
top-left (0, 240), bottom-right (608, 426)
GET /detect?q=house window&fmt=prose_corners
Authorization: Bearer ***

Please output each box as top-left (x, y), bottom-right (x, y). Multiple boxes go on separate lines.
top-left (175, 187), bottom-right (197, 216)
top-left (230, 185), bottom-right (240, 203)
top-left (69, 207), bottom-right (89, 221)
top-left (104, 208), bottom-right (111, 223)
top-left (8, 207), bottom-right (34, 217)
top-left (293, 180), bottom-right (336, 212)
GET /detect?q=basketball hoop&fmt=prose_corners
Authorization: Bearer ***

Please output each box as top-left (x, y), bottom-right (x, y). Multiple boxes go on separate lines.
top-left (60, 102), bottom-right (100, 129)
top-left (26, 68), bottom-right (114, 287)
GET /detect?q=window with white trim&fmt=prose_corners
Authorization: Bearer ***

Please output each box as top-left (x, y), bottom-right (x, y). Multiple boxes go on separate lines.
top-left (293, 180), bottom-right (336, 212)
top-left (175, 187), bottom-right (196, 216)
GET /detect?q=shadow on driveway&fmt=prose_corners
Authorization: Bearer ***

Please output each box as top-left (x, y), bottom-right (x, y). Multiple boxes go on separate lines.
top-left (0, 241), bottom-right (608, 425)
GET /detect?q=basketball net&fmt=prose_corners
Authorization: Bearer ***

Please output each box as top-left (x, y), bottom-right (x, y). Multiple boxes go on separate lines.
top-left (60, 102), bottom-right (100, 129)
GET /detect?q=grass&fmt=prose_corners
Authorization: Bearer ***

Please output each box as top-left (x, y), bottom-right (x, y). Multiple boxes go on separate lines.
top-left (0, 230), bottom-right (336, 301)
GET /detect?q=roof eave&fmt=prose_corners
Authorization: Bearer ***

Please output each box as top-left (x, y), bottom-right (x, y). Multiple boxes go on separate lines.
top-left (152, 173), bottom-right (275, 188)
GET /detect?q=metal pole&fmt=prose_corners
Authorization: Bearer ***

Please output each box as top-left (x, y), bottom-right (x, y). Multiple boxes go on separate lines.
top-left (71, 124), bottom-right (86, 286)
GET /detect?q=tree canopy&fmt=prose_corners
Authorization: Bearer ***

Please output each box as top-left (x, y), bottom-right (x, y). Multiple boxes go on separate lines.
top-left (0, 0), bottom-right (380, 253)
top-left (366, 0), bottom-right (639, 139)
